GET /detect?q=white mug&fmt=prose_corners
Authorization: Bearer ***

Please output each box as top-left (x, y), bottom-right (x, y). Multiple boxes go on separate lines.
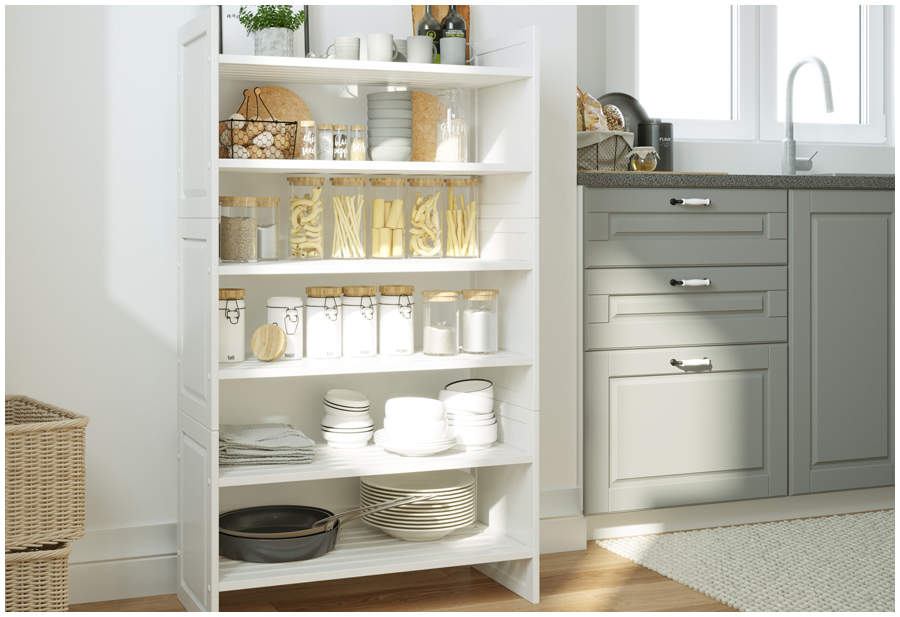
top-left (367, 33), bottom-right (398, 62)
top-left (394, 39), bottom-right (407, 62)
top-left (440, 37), bottom-right (475, 65)
top-left (407, 35), bottom-right (437, 64)
top-left (328, 36), bottom-right (360, 61)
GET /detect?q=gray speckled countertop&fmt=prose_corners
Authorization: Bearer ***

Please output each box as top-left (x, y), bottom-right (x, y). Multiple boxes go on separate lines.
top-left (577, 172), bottom-right (894, 190)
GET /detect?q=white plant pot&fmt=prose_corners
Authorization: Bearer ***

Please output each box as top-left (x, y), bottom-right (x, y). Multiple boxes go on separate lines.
top-left (254, 28), bottom-right (293, 57)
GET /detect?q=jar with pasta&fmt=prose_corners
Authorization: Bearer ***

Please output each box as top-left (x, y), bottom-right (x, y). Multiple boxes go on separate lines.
top-left (219, 196), bottom-right (257, 262)
top-left (327, 177), bottom-right (367, 259)
top-left (287, 177), bottom-right (325, 260)
top-left (444, 178), bottom-right (479, 257)
top-left (369, 177), bottom-right (406, 259)
top-left (407, 179), bottom-right (445, 258)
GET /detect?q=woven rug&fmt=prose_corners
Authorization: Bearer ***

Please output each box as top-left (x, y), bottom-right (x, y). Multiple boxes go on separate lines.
top-left (598, 510), bottom-right (894, 612)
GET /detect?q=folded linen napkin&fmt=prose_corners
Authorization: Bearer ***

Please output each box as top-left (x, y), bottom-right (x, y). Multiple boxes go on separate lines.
top-left (220, 456), bottom-right (314, 467)
top-left (219, 423), bottom-right (315, 450)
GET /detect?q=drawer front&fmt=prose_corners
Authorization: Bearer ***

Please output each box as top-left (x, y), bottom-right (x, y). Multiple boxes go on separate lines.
top-left (584, 187), bottom-right (787, 214)
top-left (585, 266), bottom-right (787, 350)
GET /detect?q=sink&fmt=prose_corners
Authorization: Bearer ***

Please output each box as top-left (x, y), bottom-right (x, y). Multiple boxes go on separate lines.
top-left (810, 173), bottom-right (894, 177)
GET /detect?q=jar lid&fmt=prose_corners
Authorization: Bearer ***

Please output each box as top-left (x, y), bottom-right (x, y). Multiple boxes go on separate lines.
top-left (267, 296), bottom-right (303, 308)
top-left (333, 124), bottom-right (348, 130)
top-left (408, 178), bottom-right (444, 187)
top-left (350, 124), bottom-right (366, 130)
top-left (461, 289), bottom-right (499, 300)
top-left (317, 123), bottom-right (334, 130)
top-left (251, 324), bottom-right (287, 362)
top-left (257, 197), bottom-right (280, 207)
top-left (220, 288), bottom-right (246, 300)
top-left (444, 178), bottom-right (479, 187)
top-left (331, 177), bottom-right (367, 186)
top-left (630, 146), bottom-right (659, 158)
top-left (300, 120), bottom-right (316, 127)
top-left (423, 290), bottom-right (460, 301)
top-left (220, 196), bottom-right (258, 206)
top-left (379, 285), bottom-right (415, 296)
top-left (287, 176), bottom-right (325, 186)
top-left (369, 177), bottom-right (407, 187)
top-left (343, 285), bottom-right (377, 297)
top-left (306, 286), bottom-right (343, 297)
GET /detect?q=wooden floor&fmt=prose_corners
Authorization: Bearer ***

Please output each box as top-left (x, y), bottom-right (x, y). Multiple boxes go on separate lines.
top-left (69, 542), bottom-right (735, 612)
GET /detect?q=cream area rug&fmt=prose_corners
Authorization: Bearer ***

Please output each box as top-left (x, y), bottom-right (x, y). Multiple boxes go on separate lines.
top-left (598, 510), bottom-right (894, 612)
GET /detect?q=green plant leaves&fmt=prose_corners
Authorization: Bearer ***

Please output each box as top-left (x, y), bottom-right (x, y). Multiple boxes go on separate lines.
top-left (238, 5), bottom-right (306, 33)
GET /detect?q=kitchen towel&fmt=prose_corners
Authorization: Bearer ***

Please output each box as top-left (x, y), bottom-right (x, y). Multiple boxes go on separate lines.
top-left (219, 423), bottom-right (315, 467)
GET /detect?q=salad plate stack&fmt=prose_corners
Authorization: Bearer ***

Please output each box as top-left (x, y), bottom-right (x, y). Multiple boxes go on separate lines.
top-left (367, 92), bottom-right (413, 162)
top-left (320, 389), bottom-right (373, 449)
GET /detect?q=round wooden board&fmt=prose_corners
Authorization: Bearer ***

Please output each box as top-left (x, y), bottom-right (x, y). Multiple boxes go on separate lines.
top-left (251, 324), bottom-right (287, 362)
top-left (251, 86), bottom-right (313, 159)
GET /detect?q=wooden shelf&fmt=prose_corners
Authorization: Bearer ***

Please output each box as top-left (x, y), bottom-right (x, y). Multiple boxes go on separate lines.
top-left (219, 258), bottom-right (532, 276)
top-left (218, 159), bottom-right (531, 176)
top-left (218, 522), bottom-right (532, 592)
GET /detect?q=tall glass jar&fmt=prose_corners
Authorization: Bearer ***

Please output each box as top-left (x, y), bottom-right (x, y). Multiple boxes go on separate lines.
top-left (306, 286), bottom-right (342, 359)
top-left (435, 88), bottom-right (468, 163)
top-left (369, 177), bottom-right (406, 259)
top-left (219, 288), bottom-right (246, 362)
top-left (408, 178), bottom-right (445, 258)
top-left (342, 286), bottom-right (378, 358)
top-left (333, 125), bottom-right (349, 161)
top-left (350, 125), bottom-right (367, 161)
top-left (379, 285), bottom-right (414, 356)
top-left (460, 289), bottom-right (499, 354)
top-left (327, 177), bottom-right (367, 259)
top-left (219, 196), bottom-right (257, 262)
top-left (422, 290), bottom-right (459, 356)
top-left (444, 178), bottom-right (479, 257)
top-left (287, 176), bottom-right (325, 260)
top-left (317, 124), bottom-right (334, 160)
top-left (255, 197), bottom-right (279, 260)
top-left (298, 120), bottom-right (317, 160)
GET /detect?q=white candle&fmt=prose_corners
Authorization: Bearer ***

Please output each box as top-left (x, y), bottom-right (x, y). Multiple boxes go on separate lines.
top-left (462, 308), bottom-right (497, 354)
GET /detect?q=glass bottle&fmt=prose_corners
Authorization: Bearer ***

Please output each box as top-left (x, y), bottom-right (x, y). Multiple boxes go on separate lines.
top-left (416, 5), bottom-right (441, 61)
top-left (298, 121), bottom-right (316, 160)
top-left (408, 178), bottom-right (445, 258)
top-left (435, 88), bottom-right (468, 163)
top-left (440, 5), bottom-right (467, 59)
top-left (317, 124), bottom-right (334, 160)
top-left (350, 125), bottom-right (367, 161)
top-left (333, 125), bottom-right (348, 161)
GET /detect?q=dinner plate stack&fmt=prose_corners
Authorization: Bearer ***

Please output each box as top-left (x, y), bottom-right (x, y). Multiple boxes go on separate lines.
top-left (367, 92), bottom-right (413, 162)
top-left (359, 470), bottom-right (476, 541)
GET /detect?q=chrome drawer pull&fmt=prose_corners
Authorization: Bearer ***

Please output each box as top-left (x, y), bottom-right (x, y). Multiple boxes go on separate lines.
top-left (670, 278), bottom-right (710, 287)
top-left (671, 357), bottom-right (711, 368)
top-left (670, 198), bottom-right (711, 206)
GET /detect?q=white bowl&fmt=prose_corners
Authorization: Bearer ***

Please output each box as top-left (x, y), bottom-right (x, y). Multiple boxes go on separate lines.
top-left (445, 379), bottom-right (494, 399)
top-left (449, 416), bottom-right (496, 427)
top-left (367, 109), bottom-right (414, 120)
top-left (324, 389), bottom-right (370, 408)
top-left (367, 91), bottom-right (413, 101)
top-left (369, 146), bottom-right (413, 162)
top-left (323, 403), bottom-right (370, 418)
top-left (322, 429), bottom-right (373, 448)
top-left (368, 118), bottom-right (414, 129)
top-left (384, 418), bottom-right (448, 442)
top-left (368, 100), bottom-right (414, 110)
top-left (449, 422), bottom-right (497, 447)
top-left (321, 413), bottom-right (374, 429)
top-left (369, 128), bottom-right (413, 138)
top-left (385, 397), bottom-right (446, 421)
top-left (438, 390), bottom-right (493, 414)
top-left (368, 136), bottom-right (413, 147)
top-left (321, 424), bottom-right (374, 433)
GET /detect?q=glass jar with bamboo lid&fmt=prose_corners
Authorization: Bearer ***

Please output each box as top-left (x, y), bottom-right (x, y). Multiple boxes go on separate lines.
top-left (444, 178), bottom-right (479, 257)
top-left (461, 289), bottom-right (499, 354)
top-left (298, 121), bottom-right (317, 160)
top-left (326, 177), bottom-right (367, 259)
top-left (255, 197), bottom-right (280, 260)
top-left (422, 290), bottom-right (459, 356)
top-left (219, 196), bottom-right (258, 262)
top-left (369, 177), bottom-right (407, 259)
top-left (317, 124), bottom-right (334, 160)
top-left (333, 125), bottom-right (349, 161)
top-left (408, 178), bottom-right (446, 258)
top-left (349, 125), bottom-right (367, 161)
top-left (287, 177), bottom-right (325, 260)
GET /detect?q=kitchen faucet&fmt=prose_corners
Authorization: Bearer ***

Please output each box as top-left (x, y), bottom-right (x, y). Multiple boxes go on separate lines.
top-left (782, 55), bottom-right (834, 175)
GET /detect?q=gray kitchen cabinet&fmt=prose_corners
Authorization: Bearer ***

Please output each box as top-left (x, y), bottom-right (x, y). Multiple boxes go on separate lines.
top-left (789, 190), bottom-right (894, 494)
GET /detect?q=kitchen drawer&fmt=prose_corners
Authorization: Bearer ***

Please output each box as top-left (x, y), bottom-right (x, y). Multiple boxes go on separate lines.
top-left (584, 266), bottom-right (787, 350)
top-left (583, 344), bottom-right (788, 514)
top-left (583, 188), bottom-right (787, 267)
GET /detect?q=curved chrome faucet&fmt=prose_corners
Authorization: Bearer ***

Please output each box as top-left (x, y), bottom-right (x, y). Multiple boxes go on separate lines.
top-left (783, 55), bottom-right (834, 175)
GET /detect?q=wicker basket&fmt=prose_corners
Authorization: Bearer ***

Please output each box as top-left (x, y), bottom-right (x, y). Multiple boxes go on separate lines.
top-left (6, 396), bottom-right (89, 550)
top-left (5, 543), bottom-right (71, 612)
top-left (577, 134), bottom-right (632, 171)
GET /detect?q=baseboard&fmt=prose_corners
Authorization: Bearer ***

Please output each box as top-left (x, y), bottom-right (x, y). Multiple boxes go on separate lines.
top-left (540, 515), bottom-right (587, 554)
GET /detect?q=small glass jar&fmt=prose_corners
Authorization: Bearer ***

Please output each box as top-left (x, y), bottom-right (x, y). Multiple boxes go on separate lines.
top-left (444, 179), bottom-right (479, 257)
top-left (327, 177), bottom-right (367, 259)
top-left (379, 285), bottom-right (414, 356)
top-left (298, 120), bottom-right (317, 160)
top-left (333, 125), bottom-right (349, 161)
top-left (256, 197), bottom-right (279, 260)
top-left (342, 286), bottom-right (378, 358)
top-left (287, 176), bottom-right (325, 260)
top-left (461, 289), bottom-right (499, 354)
top-left (436, 88), bottom-right (468, 163)
top-left (408, 178), bottom-right (445, 258)
top-left (630, 147), bottom-right (659, 172)
top-left (422, 290), bottom-right (459, 356)
top-left (306, 286), bottom-right (342, 359)
top-left (267, 296), bottom-right (303, 360)
top-left (369, 177), bottom-right (406, 259)
top-left (317, 124), bottom-right (334, 160)
top-left (219, 288), bottom-right (246, 363)
top-left (219, 196), bottom-right (257, 262)
top-left (350, 125), bottom-right (367, 161)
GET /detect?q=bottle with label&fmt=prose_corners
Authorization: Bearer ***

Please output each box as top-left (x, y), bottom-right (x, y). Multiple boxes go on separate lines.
top-left (440, 5), bottom-right (467, 61)
top-left (416, 5), bottom-right (441, 63)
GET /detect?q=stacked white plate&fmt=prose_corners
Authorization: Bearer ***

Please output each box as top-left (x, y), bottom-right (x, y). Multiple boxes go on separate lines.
top-left (438, 379), bottom-right (498, 451)
top-left (360, 470), bottom-right (476, 541)
top-left (375, 397), bottom-right (458, 456)
top-left (321, 389), bottom-right (373, 449)
top-left (367, 92), bottom-right (413, 162)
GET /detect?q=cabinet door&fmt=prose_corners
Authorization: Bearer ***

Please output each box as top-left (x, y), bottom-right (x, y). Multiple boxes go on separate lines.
top-left (789, 190), bottom-right (894, 494)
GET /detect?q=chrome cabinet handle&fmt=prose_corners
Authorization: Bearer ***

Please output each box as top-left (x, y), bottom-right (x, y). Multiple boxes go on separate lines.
top-left (670, 278), bottom-right (711, 287)
top-left (670, 198), bottom-right (711, 206)
top-left (671, 357), bottom-right (711, 368)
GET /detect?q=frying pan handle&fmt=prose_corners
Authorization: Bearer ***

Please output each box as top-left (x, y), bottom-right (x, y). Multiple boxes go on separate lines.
top-left (323, 494), bottom-right (438, 530)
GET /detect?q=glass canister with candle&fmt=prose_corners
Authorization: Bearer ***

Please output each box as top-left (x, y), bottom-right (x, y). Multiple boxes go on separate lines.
top-left (219, 196), bottom-right (257, 262)
top-left (287, 176), bottom-right (325, 260)
top-left (444, 178), bottom-right (479, 257)
top-left (408, 178), bottom-right (445, 258)
top-left (305, 286), bottom-right (342, 359)
top-left (460, 289), bottom-right (498, 354)
top-left (379, 285), bottom-right (415, 356)
top-left (369, 177), bottom-right (406, 259)
top-left (342, 286), bottom-right (378, 358)
top-left (327, 177), bottom-right (367, 259)
top-left (255, 197), bottom-right (279, 260)
top-left (422, 290), bottom-right (459, 356)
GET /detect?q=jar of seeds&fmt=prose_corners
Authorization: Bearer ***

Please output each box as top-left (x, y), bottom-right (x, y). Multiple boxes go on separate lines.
top-left (219, 196), bottom-right (257, 262)
top-left (299, 121), bottom-right (317, 160)
top-left (350, 125), bottom-right (367, 161)
top-left (317, 124), bottom-right (334, 160)
top-left (333, 125), bottom-right (348, 161)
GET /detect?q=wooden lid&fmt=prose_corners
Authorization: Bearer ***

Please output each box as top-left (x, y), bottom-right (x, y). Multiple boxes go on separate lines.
top-left (350, 124), bottom-right (366, 130)
top-left (423, 290), bottom-right (459, 301)
top-left (461, 289), bottom-right (499, 300)
top-left (334, 124), bottom-right (348, 130)
top-left (331, 177), bottom-right (366, 187)
top-left (444, 178), bottom-right (480, 187)
top-left (251, 324), bottom-right (287, 362)
top-left (220, 196), bottom-right (258, 206)
top-left (369, 177), bottom-right (407, 187)
top-left (300, 120), bottom-right (316, 127)
top-left (219, 288), bottom-right (245, 300)
top-left (306, 286), bottom-right (343, 297)
top-left (408, 178), bottom-right (444, 187)
top-left (257, 197), bottom-right (280, 207)
top-left (287, 176), bottom-right (325, 186)
top-left (317, 123), bottom-right (333, 130)
top-left (343, 285), bottom-right (377, 297)
top-left (379, 285), bottom-right (414, 295)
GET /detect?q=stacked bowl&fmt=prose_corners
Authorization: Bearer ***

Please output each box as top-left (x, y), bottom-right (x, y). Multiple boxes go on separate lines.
top-left (438, 379), bottom-right (498, 451)
top-left (374, 397), bottom-right (458, 456)
top-left (320, 389), bottom-right (374, 449)
top-left (367, 92), bottom-right (413, 162)
top-left (360, 470), bottom-right (476, 541)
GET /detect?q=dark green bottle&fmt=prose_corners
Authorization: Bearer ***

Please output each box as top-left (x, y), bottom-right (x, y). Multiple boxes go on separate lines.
top-left (416, 5), bottom-right (441, 63)
top-left (440, 5), bottom-right (467, 51)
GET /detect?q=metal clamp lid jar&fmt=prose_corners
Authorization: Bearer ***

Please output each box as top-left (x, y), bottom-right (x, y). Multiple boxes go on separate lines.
top-left (306, 286), bottom-right (343, 359)
top-left (422, 290), bottom-right (459, 356)
top-left (267, 296), bottom-right (303, 360)
top-left (219, 197), bottom-right (258, 262)
top-left (219, 288), bottom-right (246, 363)
top-left (379, 285), bottom-right (415, 356)
top-left (460, 289), bottom-right (498, 354)
top-left (342, 286), bottom-right (378, 358)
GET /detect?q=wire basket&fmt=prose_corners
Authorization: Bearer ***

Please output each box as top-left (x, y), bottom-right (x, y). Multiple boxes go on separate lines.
top-left (6, 396), bottom-right (89, 551)
top-left (577, 134), bottom-right (632, 171)
top-left (5, 543), bottom-right (71, 612)
top-left (219, 87), bottom-right (297, 160)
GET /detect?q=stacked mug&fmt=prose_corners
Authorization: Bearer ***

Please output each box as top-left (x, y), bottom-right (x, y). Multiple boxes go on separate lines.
top-left (367, 91), bottom-right (413, 162)
top-left (320, 389), bottom-right (374, 449)
top-left (438, 379), bottom-right (497, 450)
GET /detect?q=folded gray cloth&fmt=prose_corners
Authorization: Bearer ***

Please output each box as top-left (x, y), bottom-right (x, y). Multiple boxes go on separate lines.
top-left (218, 423), bottom-right (316, 466)
top-left (220, 457), bottom-right (314, 467)
top-left (221, 445), bottom-right (313, 457)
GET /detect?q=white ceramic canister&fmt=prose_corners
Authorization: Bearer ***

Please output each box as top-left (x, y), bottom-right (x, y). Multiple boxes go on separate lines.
top-left (219, 288), bottom-right (246, 363)
top-left (379, 285), bottom-right (415, 356)
top-left (306, 286), bottom-right (342, 359)
top-left (266, 296), bottom-right (303, 360)
top-left (342, 286), bottom-right (378, 358)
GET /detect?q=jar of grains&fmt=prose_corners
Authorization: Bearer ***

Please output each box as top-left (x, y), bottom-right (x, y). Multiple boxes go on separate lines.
top-left (408, 178), bottom-right (445, 258)
top-left (219, 288), bottom-right (246, 363)
top-left (266, 296), bottom-right (303, 360)
top-left (298, 121), bottom-right (317, 160)
top-left (317, 124), bottom-right (334, 160)
top-left (287, 176), bottom-right (325, 260)
top-left (333, 125), bottom-right (349, 161)
top-left (342, 286), bottom-right (378, 358)
top-left (256, 197), bottom-right (279, 260)
top-left (349, 125), bottom-right (367, 161)
top-left (219, 196), bottom-right (257, 262)
top-left (327, 177), bottom-right (367, 259)
top-left (460, 289), bottom-right (499, 354)
top-left (306, 286), bottom-right (342, 359)
top-left (369, 177), bottom-right (406, 259)
top-left (422, 290), bottom-right (459, 356)
top-left (379, 285), bottom-right (415, 356)
top-left (444, 178), bottom-right (479, 257)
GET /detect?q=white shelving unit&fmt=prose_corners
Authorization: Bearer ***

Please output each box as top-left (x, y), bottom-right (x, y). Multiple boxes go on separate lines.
top-left (176, 8), bottom-right (539, 612)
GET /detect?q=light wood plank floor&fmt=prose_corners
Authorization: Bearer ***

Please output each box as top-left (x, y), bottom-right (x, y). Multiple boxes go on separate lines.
top-left (69, 543), bottom-right (735, 612)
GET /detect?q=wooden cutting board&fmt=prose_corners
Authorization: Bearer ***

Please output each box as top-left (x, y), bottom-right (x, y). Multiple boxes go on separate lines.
top-left (411, 5), bottom-right (471, 61)
top-left (412, 92), bottom-right (440, 162)
top-left (240, 86), bottom-right (313, 159)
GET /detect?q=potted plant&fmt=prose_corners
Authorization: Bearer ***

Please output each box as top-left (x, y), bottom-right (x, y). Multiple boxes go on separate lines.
top-left (238, 5), bottom-right (306, 57)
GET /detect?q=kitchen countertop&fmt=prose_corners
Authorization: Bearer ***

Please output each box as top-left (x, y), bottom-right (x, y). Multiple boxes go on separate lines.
top-left (577, 172), bottom-right (895, 190)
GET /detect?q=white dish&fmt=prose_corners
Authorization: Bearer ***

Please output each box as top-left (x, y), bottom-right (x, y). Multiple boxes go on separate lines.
top-left (448, 442), bottom-right (493, 452)
top-left (368, 100), bottom-right (414, 110)
top-left (373, 431), bottom-right (455, 448)
top-left (367, 91), bottom-right (413, 101)
top-left (367, 109), bottom-right (414, 120)
top-left (362, 520), bottom-right (472, 542)
top-left (452, 422), bottom-right (498, 447)
top-left (364, 512), bottom-right (474, 527)
top-left (369, 146), bottom-right (413, 162)
top-left (385, 397), bottom-right (446, 421)
top-left (383, 418), bottom-right (448, 442)
top-left (322, 429), bottom-right (373, 445)
top-left (321, 414), bottom-right (374, 429)
top-left (448, 417), bottom-right (496, 427)
top-left (324, 389), bottom-right (370, 408)
top-left (323, 403), bottom-right (371, 418)
top-left (373, 432), bottom-right (458, 456)
top-left (362, 469), bottom-right (475, 493)
top-left (361, 486), bottom-right (474, 503)
top-left (438, 390), bottom-right (494, 414)
top-left (444, 379), bottom-right (494, 399)
top-left (364, 514), bottom-right (476, 530)
top-left (360, 497), bottom-right (475, 516)
top-left (368, 128), bottom-right (413, 138)
top-left (367, 119), bottom-right (414, 129)
top-left (368, 136), bottom-right (413, 147)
